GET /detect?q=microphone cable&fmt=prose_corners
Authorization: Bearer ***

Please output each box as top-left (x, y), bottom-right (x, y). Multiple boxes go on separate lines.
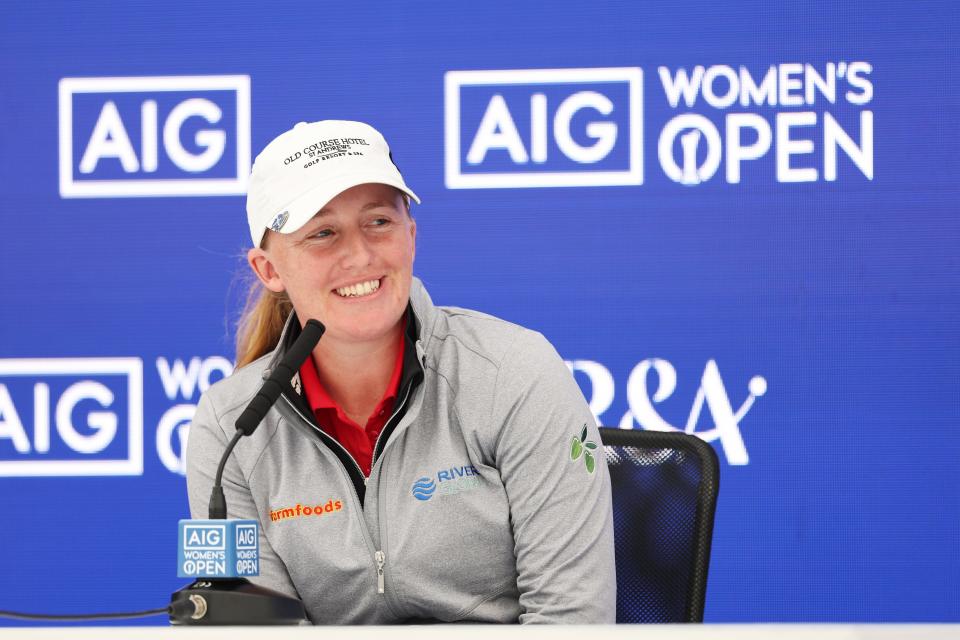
top-left (0, 599), bottom-right (195, 621)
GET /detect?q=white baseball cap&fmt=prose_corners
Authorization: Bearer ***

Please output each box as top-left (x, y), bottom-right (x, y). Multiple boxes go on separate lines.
top-left (245, 120), bottom-right (420, 247)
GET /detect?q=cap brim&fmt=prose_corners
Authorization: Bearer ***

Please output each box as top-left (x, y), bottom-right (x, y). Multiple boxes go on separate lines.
top-left (259, 173), bottom-right (420, 245)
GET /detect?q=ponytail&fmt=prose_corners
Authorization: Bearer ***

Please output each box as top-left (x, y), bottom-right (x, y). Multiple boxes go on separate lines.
top-left (235, 280), bottom-right (292, 369)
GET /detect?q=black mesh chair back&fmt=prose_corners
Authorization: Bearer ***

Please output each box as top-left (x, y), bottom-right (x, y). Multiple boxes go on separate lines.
top-left (599, 428), bottom-right (720, 623)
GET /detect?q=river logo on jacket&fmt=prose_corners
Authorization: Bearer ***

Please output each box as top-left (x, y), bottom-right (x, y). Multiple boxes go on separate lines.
top-left (411, 464), bottom-right (481, 501)
top-left (411, 477), bottom-right (436, 501)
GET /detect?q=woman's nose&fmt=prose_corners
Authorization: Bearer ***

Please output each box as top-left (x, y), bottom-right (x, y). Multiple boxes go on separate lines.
top-left (338, 229), bottom-right (374, 269)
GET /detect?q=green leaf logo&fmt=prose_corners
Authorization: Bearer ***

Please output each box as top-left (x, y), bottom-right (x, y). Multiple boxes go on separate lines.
top-left (570, 424), bottom-right (598, 473)
top-left (571, 437), bottom-right (583, 460)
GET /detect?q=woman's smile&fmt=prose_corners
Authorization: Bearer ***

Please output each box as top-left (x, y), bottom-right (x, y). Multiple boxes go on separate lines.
top-left (334, 277), bottom-right (383, 299)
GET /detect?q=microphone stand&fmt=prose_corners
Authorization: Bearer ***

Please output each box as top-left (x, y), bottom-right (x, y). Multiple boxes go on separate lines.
top-left (170, 577), bottom-right (307, 625)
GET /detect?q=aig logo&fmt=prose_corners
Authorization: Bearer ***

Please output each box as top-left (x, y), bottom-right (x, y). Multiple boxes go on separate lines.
top-left (445, 68), bottom-right (642, 188)
top-left (0, 358), bottom-right (143, 476)
top-left (58, 75), bottom-right (251, 197)
top-left (184, 524), bottom-right (226, 551)
top-left (236, 524), bottom-right (257, 550)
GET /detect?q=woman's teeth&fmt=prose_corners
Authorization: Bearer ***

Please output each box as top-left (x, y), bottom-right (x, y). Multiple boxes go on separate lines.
top-left (336, 279), bottom-right (381, 298)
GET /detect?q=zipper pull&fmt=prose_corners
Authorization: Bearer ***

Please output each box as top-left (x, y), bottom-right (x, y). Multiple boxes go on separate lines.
top-left (375, 550), bottom-right (386, 594)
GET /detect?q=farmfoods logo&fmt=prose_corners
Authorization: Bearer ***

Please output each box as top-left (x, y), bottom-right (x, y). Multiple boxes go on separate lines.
top-left (411, 464), bottom-right (481, 502)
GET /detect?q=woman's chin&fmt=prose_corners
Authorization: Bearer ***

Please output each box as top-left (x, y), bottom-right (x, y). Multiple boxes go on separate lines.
top-left (309, 285), bottom-right (408, 345)
top-left (324, 315), bottom-right (403, 346)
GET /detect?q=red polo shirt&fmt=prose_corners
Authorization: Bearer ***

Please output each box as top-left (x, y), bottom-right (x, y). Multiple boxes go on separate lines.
top-left (298, 331), bottom-right (405, 477)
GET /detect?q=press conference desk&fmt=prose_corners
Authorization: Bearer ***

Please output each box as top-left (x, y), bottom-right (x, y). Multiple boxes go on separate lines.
top-left (7, 625), bottom-right (959, 639)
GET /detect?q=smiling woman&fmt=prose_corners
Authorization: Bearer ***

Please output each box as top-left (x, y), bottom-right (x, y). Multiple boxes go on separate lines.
top-left (185, 120), bottom-right (616, 625)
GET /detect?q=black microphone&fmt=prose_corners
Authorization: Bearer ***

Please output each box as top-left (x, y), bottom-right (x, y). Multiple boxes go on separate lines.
top-left (171, 319), bottom-right (324, 626)
top-left (209, 319), bottom-right (325, 520)
top-left (236, 318), bottom-right (325, 435)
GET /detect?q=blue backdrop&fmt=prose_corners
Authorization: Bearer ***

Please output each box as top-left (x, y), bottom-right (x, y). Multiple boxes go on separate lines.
top-left (1, 0), bottom-right (957, 624)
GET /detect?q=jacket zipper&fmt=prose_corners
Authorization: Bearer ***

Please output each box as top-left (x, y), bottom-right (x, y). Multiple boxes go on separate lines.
top-left (367, 380), bottom-right (414, 599)
top-left (375, 550), bottom-right (386, 594)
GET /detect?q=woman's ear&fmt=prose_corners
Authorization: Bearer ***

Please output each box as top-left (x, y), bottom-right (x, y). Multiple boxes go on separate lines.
top-left (408, 216), bottom-right (417, 263)
top-left (247, 247), bottom-right (286, 293)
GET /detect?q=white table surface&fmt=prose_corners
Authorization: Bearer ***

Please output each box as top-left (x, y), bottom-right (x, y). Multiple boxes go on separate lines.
top-left (2, 624), bottom-right (958, 640)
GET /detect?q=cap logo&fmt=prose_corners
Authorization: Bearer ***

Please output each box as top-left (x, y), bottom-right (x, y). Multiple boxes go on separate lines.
top-left (270, 211), bottom-right (289, 232)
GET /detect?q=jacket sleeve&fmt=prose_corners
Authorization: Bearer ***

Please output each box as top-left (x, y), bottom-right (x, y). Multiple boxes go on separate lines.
top-left (490, 330), bottom-right (617, 623)
top-left (185, 391), bottom-right (300, 599)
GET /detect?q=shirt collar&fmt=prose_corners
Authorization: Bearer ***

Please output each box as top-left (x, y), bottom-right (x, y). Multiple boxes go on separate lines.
top-left (281, 306), bottom-right (424, 416)
top-left (298, 315), bottom-right (407, 415)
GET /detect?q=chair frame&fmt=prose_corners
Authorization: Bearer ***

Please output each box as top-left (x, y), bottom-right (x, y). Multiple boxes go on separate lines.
top-left (599, 427), bottom-right (720, 623)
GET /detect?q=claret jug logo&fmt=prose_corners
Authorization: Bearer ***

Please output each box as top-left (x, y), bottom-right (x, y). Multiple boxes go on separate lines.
top-left (59, 75), bottom-right (251, 197)
top-left (0, 358), bottom-right (143, 476)
top-left (270, 211), bottom-right (290, 232)
top-left (445, 68), bottom-right (643, 188)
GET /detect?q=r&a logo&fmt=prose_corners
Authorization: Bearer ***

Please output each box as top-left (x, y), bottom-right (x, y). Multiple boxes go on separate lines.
top-left (618, 359), bottom-right (767, 465)
top-left (568, 358), bottom-right (766, 466)
top-left (445, 67), bottom-right (643, 188)
top-left (58, 75), bottom-right (251, 197)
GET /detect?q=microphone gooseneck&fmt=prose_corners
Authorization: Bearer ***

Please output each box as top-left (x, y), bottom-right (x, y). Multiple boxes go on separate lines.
top-left (207, 318), bottom-right (324, 520)
top-left (208, 431), bottom-right (244, 519)
top-left (235, 319), bottom-right (325, 436)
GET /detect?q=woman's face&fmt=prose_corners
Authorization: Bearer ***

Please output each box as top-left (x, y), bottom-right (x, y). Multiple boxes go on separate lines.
top-left (248, 183), bottom-right (416, 346)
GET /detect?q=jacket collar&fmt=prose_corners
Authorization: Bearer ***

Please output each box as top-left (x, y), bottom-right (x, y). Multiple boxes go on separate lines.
top-left (407, 276), bottom-right (437, 365)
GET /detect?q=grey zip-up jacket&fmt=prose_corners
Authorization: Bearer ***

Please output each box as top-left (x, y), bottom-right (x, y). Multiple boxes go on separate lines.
top-left (186, 278), bottom-right (616, 623)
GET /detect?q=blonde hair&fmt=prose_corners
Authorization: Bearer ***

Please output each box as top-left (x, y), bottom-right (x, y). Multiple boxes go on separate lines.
top-left (235, 280), bottom-right (293, 369)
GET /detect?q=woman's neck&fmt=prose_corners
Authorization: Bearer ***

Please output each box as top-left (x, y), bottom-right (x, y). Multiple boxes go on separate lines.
top-left (311, 323), bottom-right (403, 423)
